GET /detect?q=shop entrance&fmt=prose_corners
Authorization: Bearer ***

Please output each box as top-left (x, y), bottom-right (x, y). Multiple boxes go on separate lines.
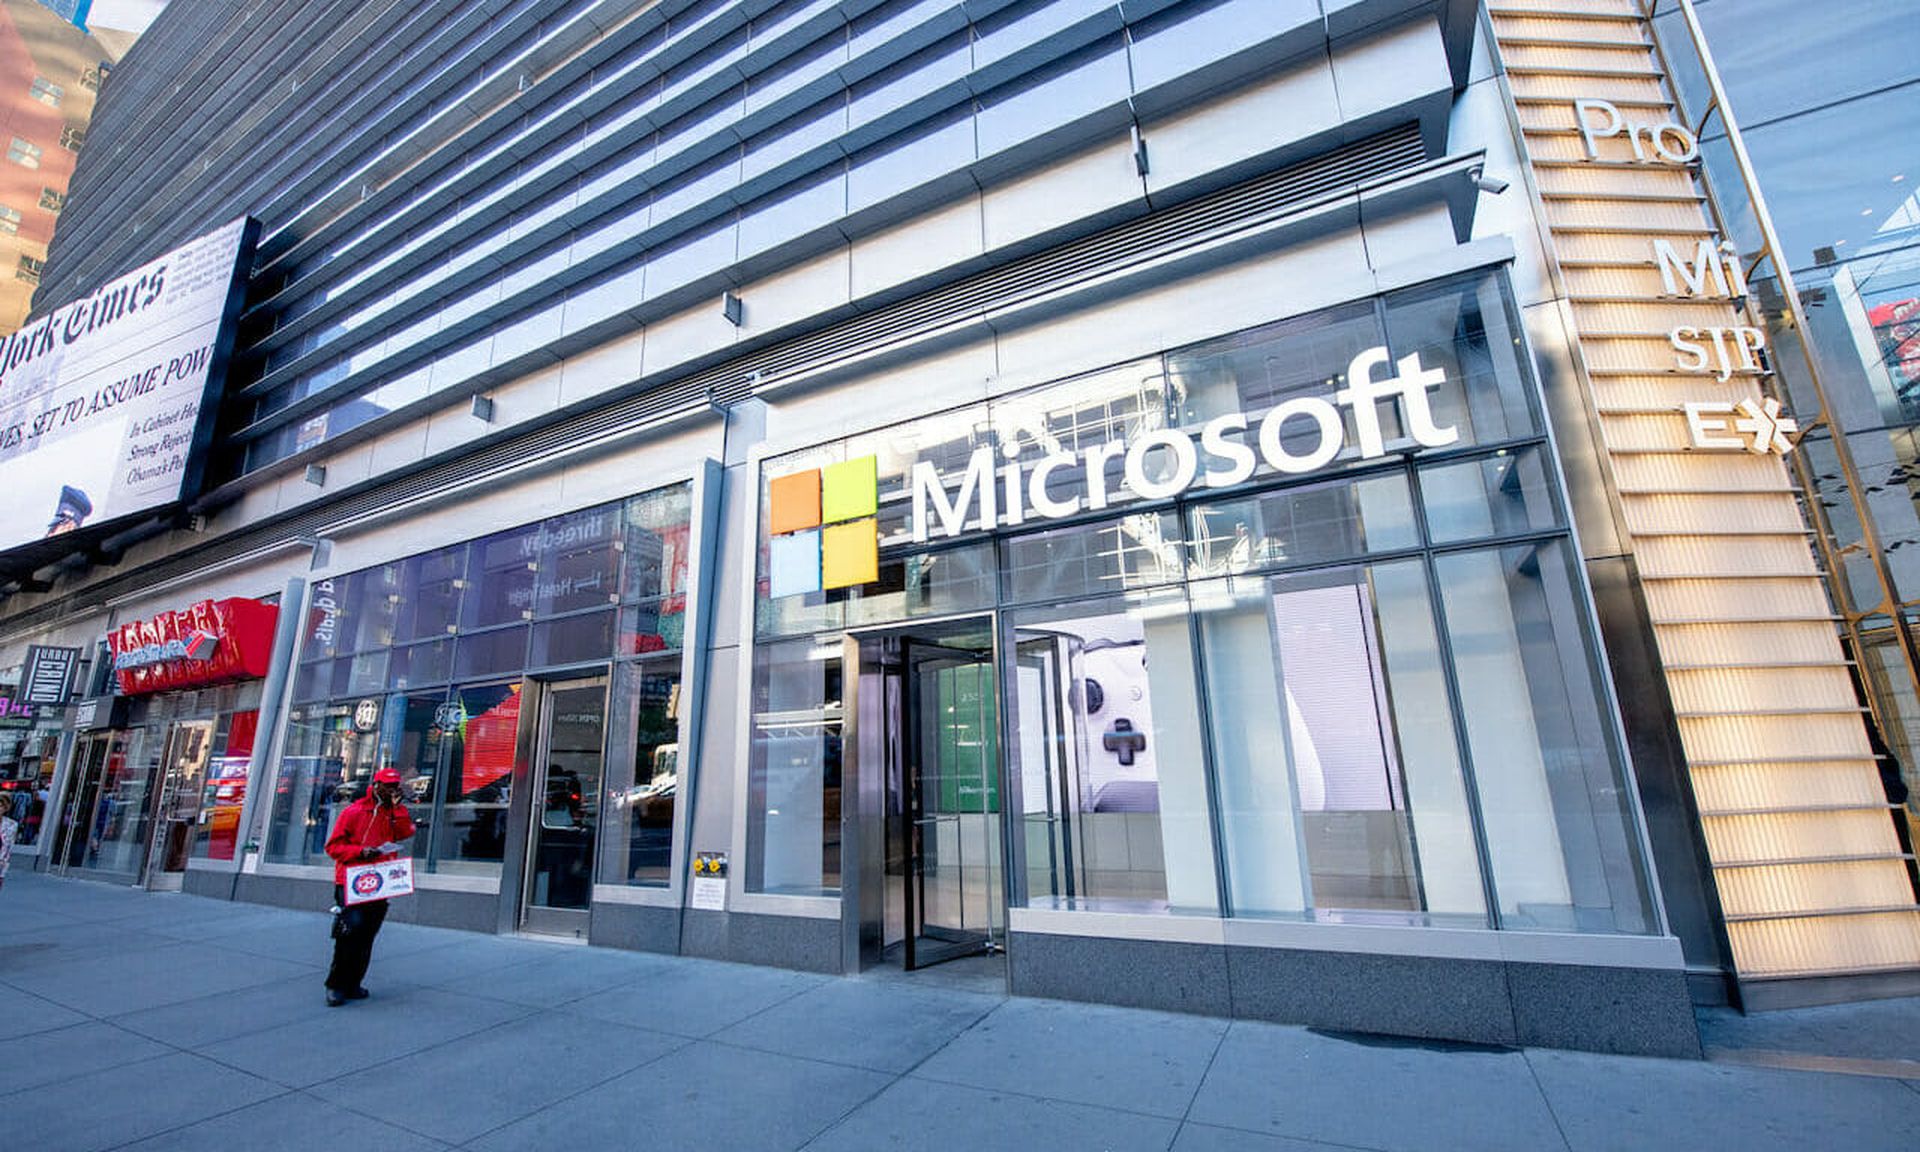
top-left (518, 674), bottom-right (608, 936)
top-left (846, 617), bottom-right (1006, 974)
top-left (145, 720), bottom-right (215, 890)
top-left (51, 729), bottom-right (152, 883)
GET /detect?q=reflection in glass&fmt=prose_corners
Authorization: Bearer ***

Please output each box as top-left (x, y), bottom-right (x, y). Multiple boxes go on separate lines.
top-left (431, 682), bottom-right (519, 875)
top-left (1434, 542), bottom-right (1654, 933)
top-left (602, 662), bottom-right (681, 886)
top-left (191, 711), bottom-right (258, 862)
top-left (1384, 273), bottom-right (1536, 447)
top-left (1188, 472), bottom-right (1418, 576)
top-left (1419, 446), bottom-right (1559, 544)
top-left (80, 729), bottom-right (157, 876)
top-left (1000, 512), bottom-right (1184, 603)
top-left (529, 681), bottom-right (605, 909)
top-left (746, 638), bottom-right (843, 895)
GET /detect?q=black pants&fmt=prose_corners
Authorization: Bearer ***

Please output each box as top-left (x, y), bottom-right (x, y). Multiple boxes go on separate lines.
top-left (326, 884), bottom-right (388, 993)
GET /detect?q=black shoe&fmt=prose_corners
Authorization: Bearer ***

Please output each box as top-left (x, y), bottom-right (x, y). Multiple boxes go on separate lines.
top-left (346, 987), bottom-right (370, 1000)
top-left (325, 989), bottom-right (346, 1007)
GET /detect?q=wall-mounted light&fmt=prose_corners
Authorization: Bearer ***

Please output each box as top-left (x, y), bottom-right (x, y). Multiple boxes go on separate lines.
top-left (304, 464), bottom-right (326, 487)
top-left (471, 394), bottom-right (495, 422)
top-left (721, 290), bottom-right (744, 327)
top-left (1130, 123), bottom-right (1150, 176)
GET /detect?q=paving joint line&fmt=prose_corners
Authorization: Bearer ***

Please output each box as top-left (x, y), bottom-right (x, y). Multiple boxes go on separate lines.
top-left (1164, 1017), bottom-right (1232, 1152)
top-left (794, 994), bottom-right (1005, 1150)
top-left (442, 1018), bottom-right (699, 1148)
top-left (1521, 1047), bottom-right (1578, 1152)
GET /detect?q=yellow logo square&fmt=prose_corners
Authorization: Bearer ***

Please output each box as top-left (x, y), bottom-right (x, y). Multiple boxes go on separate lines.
top-left (821, 518), bottom-right (878, 590)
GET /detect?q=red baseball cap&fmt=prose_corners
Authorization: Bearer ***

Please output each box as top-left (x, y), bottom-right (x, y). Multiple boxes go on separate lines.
top-left (372, 767), bottom-right (402, 784)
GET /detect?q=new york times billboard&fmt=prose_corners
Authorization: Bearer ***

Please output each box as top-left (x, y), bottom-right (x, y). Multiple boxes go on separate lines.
top-left (0, 218), bottom-right (255, 555)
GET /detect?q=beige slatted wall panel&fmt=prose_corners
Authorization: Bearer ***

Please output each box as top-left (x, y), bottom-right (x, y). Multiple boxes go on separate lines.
top-left (1489, 1), bottom-right (1920, 981)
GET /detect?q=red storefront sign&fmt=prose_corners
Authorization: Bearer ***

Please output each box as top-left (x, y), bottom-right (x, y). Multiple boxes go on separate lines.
top-left (107, 598), bottom-right (279, 695)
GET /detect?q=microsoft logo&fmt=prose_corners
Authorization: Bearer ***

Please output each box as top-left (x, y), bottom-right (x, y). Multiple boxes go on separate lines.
top-left (768, 455), bottom-right (879, 597)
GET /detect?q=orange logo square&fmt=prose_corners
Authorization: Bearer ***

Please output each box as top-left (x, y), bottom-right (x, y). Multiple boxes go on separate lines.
top-left (768, 468), bottom-right (821, 536)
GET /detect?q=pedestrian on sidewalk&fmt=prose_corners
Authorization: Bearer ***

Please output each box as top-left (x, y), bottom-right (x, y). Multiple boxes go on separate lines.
top-left (0, 794), bottom-right (16, 892)
top-left (323, 766), bottom-right (415, 1007)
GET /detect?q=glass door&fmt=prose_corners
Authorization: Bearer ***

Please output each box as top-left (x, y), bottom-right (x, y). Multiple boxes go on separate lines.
top-left (148, 720), bottom-right (215, 885)
top-left (520, 675), bottom-right (608, 935)
top-left (52, 733), bottom-right (110, 874)
top-left (74, 729), bottom-right (155, 881)
top-left (901, 638), bottom-right (1001, 969)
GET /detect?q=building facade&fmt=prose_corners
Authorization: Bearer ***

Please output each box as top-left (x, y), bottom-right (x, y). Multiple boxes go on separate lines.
top-left (3, 0), bottom-right (1916, 1055)
top-left (0, 0), bottom-right (119, 334)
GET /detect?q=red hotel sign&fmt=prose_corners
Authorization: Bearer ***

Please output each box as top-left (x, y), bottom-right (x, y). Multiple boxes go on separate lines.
top-left (107, 597), bottom-right (278, 695)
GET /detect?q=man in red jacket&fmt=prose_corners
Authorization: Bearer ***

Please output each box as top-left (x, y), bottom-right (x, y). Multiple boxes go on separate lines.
top-left (323, 766), bottom-right (416, 1007)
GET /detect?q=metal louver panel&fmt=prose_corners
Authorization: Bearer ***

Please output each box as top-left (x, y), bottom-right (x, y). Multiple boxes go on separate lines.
top-left (0, 124), bottom-right (1426, 636)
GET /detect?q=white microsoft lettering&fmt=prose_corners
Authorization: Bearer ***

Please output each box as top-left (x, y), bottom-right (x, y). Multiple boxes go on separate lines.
top-left (1199, 413), bottom-right (1256, 487)
top-left (910, 346), bottom-right (1459, 542)
top-left (912, 446), bottom-right (997, 543)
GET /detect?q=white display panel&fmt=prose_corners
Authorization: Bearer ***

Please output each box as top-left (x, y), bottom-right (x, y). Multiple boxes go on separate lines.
top-left (0, 218), bottom-right (251, 554)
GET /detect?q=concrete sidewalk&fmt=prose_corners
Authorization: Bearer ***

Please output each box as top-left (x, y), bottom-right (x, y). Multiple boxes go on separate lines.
top-left (1, 872), bottom-right (1915, 1152)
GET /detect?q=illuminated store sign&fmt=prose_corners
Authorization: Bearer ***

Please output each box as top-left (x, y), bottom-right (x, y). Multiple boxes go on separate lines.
top-left (107, 597), bottom-right (277, 695)
top-left (769, 346), bottom-right (1459, 596)
top-left (912, 347), bottom-right (1457, 541)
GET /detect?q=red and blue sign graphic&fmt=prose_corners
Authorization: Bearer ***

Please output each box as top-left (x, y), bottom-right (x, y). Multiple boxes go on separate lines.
top-left (106, 597), bottom-right (277, 695)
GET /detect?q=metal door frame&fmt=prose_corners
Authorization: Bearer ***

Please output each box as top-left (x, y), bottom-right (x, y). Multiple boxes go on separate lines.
top-left (900, 636), bottom-right (999, 970)
top-left (839, 611), bottom-right (1010, 976)
top-left (50, 732), bottom-right (111, 876)
top-left (515, 672), bottom-right (610, 937)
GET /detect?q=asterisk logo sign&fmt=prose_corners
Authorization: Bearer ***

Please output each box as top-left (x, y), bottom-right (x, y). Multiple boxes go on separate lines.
top-left (1688, 397), bottom-right (1799, 456)
top-left (1731, 396), bottom-right (1797, 454)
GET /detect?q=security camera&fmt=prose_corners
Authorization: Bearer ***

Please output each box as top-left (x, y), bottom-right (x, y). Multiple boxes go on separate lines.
top-left (1469, 166), bottom-right (1509, 195)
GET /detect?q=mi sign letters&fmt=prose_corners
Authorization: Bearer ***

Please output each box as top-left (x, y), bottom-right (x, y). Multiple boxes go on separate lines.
top-left (913, 347), bottom-right (1457, 543)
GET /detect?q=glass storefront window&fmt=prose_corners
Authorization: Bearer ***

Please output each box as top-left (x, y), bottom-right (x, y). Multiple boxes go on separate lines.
top-left (82, 728), bottom-right (156, 875)
top-left (1433, 541), bottom-right (1655, 933)
top-left (746, 269), bottom-right (1658, 935)
top-left (191, 710), bottom-right (257, 862)
top-left (1000, 511), bottom-right (1185, 604)
top-left (1382, 273), bottom-right (1538, 448)
top-left (1197, 564), bottom-right (1485, 924)
top-left (1419, 446), bottom-right (1559, 545)
top-left (1009, 589), bottom-right (1219, 913)
top-left (745, 637), bottom-right (842, 895)
top-left (1187, 471), bottom-right (1419, 577)
top-left (266, 479), bottom-right (697, 883)
top-left (394, 545), bottom-right (467, 642)
top-left (430, 682), bottom-right (518, 874)
top-left (600, 660), bottom-right (682, 886)
top-left (264, 700), bottom-right (379, 867)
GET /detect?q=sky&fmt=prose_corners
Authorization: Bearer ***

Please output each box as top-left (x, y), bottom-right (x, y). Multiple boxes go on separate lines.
top-left (85, 0), bottom-right (164, 34)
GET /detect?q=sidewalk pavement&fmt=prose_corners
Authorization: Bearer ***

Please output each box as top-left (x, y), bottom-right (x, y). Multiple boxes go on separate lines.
top-left (1, 871), bottom-right (1916, 1152)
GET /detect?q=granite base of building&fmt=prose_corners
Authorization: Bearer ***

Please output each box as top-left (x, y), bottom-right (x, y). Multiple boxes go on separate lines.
top-left (1007, 930), bottom-right (1702, 1059)
top-left (589, 901), bottom-right (681, 955)
top-left (231, 872), bottom-right (497, 933)
top-left (181, 868), bottom-right (234, 901)
top-left (678, 908), bottom-right (842, 974)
